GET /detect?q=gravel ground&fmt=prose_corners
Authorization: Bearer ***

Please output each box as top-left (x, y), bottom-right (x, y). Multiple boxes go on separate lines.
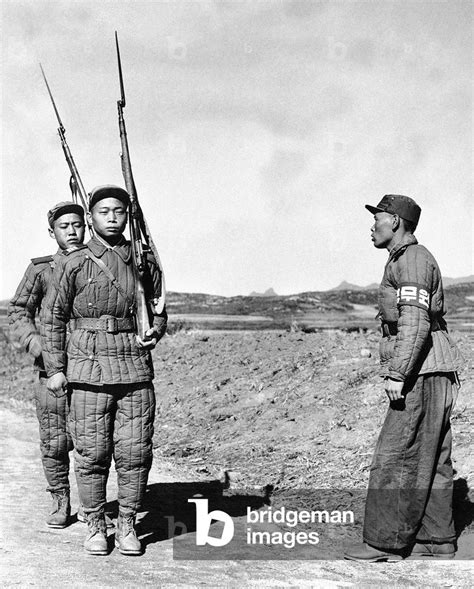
top-left (0, 329), bottom-right (473, 586)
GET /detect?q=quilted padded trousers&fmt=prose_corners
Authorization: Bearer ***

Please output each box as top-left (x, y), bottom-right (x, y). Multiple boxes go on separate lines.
top-left (69, 383), bottom-right (156, 515)
top-left (363, 372), bottom-right (456, 550)
top-left (35, 381), bottom-right (72, 492)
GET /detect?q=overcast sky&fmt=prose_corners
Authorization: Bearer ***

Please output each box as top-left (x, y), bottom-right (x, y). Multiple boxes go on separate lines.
top-left (2, 0), bottom-right (472, 298)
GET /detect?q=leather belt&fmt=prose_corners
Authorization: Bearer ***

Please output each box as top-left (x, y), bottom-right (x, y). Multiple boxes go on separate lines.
top-left (72, 316), bottom-right (136, 333)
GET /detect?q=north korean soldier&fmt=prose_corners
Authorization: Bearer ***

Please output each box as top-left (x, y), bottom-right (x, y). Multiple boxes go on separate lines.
top-left (345, 195), bottom-right (462, 562)
top-left (8, 201), bottom-right (86, 528)
top-left (41, 185), bottom-right (167, 556)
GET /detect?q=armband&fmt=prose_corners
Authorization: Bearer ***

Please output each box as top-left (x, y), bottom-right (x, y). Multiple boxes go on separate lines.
top-left (397, 283), bottom-right (430, 310)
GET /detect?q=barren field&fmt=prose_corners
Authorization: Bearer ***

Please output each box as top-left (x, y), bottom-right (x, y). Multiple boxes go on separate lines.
top-left (152, 329), bottom-right (473, 490)
top-left (0, 324), bottom-right (473, 585)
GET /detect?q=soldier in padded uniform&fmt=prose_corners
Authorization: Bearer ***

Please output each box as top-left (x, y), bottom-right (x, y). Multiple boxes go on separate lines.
top-left (345, 195), bottom-right (462, 562)
top-left (41, 185), bottom-right (167, 556)
top-left (8, 201), bottom-right (86, 528)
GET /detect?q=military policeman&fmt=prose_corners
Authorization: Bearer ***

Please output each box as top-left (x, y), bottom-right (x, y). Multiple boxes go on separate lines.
top-left (345, 195), bottom-right (462, 562)
top-left (8, 201), bottom-right (86, 528)
top-left (41, 185), bottom-right (167, 556)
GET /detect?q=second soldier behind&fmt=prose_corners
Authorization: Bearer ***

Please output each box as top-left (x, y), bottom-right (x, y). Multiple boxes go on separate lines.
top-left (41, 185), bottom-right (167, 556)
top-left (8, 201), bottom-right (86, 528)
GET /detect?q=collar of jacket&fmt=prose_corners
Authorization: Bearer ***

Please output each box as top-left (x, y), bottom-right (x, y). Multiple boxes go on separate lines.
top-left (87, 235), bottom-right (132, 263)
top-left (58, 245), bottom-right (84, 257)
top-left (387, 234), bottom-right (418, 263)
top-left (52, 248), bottom-right (69, 262)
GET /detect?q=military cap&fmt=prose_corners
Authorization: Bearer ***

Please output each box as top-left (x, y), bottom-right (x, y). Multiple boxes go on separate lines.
top-left (88, 185), bottom-right (130, 211)
top-left (365, 194), bottom-right (421, 225)
top-left (47, 201), bottom-right (85, 228)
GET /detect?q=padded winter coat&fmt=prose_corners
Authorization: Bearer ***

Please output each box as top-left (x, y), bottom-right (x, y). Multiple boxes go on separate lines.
top-left (41, 236), bottom-right (167, 385)
top-left (377, 234), bottom-right (462, 381)
top-left (8, 251), bottom-right (64, 374)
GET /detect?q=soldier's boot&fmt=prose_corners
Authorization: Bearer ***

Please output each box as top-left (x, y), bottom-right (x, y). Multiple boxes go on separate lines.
top-left (115, 512), bottom-right (142, 556)
top-left (84, 512), bottom-right (108, 556)
top-left (46, 489), bottom-right (71, 528)
top-left (410, 541), bottom-right (455, 559)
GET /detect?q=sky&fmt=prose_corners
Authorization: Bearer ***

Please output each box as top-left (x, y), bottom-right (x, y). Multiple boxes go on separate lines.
top-left (1, 0), bottom-right (473, 298)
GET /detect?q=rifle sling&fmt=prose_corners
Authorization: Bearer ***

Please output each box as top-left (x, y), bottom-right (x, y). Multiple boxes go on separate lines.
top-left (85, 248), bottom-right (136, 314)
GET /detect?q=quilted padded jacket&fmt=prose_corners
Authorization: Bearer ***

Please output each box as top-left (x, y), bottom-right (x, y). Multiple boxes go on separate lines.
top-left (8, 251), bottom-right (64, 374)
top-left (378, 234), bottom-right (462, 381)
top-left (41, 236), bottom-right (167, 385)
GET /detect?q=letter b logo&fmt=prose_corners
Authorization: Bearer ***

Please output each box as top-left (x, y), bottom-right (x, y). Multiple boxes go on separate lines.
top-left (188, 498), bottom-right (234, 546)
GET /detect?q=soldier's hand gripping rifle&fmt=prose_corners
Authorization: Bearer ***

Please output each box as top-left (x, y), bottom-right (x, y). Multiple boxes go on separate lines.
top-left (39, 64), bottom-right (93, 237)
top-left (115, 32), bottom-right (166, 340)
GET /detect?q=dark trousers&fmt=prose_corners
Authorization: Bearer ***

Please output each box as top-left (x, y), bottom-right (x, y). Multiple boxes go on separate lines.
top-left (35, 381), bottom-right (72, 492)
top-left (363, 373), bottom-right (456, 550)
top-left (69, 383), bottom-right (155, 515)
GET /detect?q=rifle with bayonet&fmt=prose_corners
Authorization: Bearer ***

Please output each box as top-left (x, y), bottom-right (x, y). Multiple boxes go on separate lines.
top-left (39, 64), bottom-right (94, 237)
top-left (114, 32), bottom-right (166, 340)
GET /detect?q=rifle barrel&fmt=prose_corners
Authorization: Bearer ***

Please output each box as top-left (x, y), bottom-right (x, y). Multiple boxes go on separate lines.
top-left (114, 32), bottom-right (166, 321)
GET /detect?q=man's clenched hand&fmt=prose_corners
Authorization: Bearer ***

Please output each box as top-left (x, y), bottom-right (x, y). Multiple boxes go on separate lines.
top-left (136, 328), bottom-right (159, 350)
top-left (384, 377), bottom-right (404, 401)
top-left (47, 372), bottom-right (68, 397)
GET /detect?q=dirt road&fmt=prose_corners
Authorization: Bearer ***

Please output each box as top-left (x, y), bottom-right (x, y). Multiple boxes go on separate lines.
top-left (1, 407), bottom-right (472, 588)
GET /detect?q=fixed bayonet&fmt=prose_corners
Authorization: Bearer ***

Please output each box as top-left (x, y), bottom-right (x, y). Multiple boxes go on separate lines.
top-left (40, 64), bottom-right (93, 236)
top-left (115, 32), bottom-right (126, 108)
top-left (40, 64), bottom-right (66, 134)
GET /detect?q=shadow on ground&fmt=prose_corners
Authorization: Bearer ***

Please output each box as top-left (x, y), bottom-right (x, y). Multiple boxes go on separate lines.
top-left (101, 477), bottom-right (473, 552)
top-left (104, 480), bottom-right (271, 547)
top-left (453, 477), bottom-right (474, 540)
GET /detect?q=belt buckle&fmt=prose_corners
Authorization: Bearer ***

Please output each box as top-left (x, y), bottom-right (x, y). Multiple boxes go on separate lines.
top-left (106, 317), bottom-right (118, 333)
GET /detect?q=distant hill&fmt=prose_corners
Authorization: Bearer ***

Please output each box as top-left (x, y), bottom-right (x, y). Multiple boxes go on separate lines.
top-left (249, 288), bottom-right (278, 297)
top-left (331, 275), bottom-right (474, 291)
top-left (166, 281), bottom-right (473, 316)
top-left (330, 281), bottom-right (378, 291)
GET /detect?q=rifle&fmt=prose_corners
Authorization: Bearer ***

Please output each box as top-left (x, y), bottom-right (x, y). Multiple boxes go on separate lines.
top-left (39, 64), bottom-right (93, 236)
top-left (114, 32), bottom-right (166, 339)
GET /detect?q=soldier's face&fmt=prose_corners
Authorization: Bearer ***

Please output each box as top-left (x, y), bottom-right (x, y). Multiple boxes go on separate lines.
top-left (49, 213), bottom-right (85, 250)
top-left (88, 197), bottom-right (128, 239)
top-left (370, 212), bottom-right (397, 249)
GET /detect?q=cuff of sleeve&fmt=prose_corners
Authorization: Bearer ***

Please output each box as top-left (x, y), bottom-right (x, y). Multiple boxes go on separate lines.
top-left (43, 352), bottom-right (66, 378)
top-left (153, 319), bottom-right (167, 340)
top-left (153, 309), bottom-right (168, 329)
top-left (388, 371), bottom-right (406, 382)
top-left (45, 370), bottom-right (64, 378)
